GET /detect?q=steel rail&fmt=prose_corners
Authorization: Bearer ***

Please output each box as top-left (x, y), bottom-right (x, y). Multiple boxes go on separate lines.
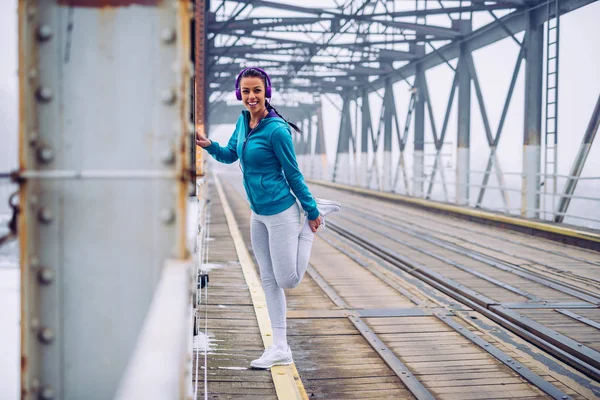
top-left (327, 221), bottom-right (600, 382)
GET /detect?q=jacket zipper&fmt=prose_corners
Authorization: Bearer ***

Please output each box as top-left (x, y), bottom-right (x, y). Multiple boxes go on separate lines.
top-left (241, 120), bottom-right (261, 212)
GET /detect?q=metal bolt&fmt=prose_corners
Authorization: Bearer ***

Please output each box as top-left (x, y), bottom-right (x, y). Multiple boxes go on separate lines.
top-left (38, 327), bottom-right (54, 344)
top-left (577, 343), bottom-right (582, 347)
top-left (36, 87), bottom-right (53, 102)
top-left (161, 89), bottom-right (176, 105)
top-left (37, 25), bottom-right (53, 42)
top-left (161, 28), bottom-right (176, 43)
top-left (28, 68), bottom-right (38, 81)
top-left (30, 256), bottom-right (40, 267)
top-left (29, 196), bottom-right (39, 208)
top-left (37, 147), bottom-right (54, 164)
top-left (484, 343), bottom-right (489, 347)
top-left (562, 397), bottom-right (569, 400)
top-left (27, 6), bottom-right (37, 19)
top-left (37, 268), bottom-right (55, 285)
top-left (516, 365), bottom-right (521, 369)
top-left (40, 385), bottom-right (56, 400)
top-left (161, 149), bottom-right (175, 165)
top-left (29, 131), bottom-right (39, 146)
top-left (507, 358), bottom-right (512, 362)
top-left (38, 208), bottom-right (54, 224)
top-left (160, 208), bottom-right (175, 224)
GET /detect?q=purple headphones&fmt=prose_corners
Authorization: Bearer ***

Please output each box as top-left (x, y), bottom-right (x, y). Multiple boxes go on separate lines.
top-left (235, 67), bottom-right (272, 101)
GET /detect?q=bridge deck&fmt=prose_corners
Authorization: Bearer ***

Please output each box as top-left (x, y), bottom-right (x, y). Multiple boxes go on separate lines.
top-left (195, 171), bottom-right (600, 400)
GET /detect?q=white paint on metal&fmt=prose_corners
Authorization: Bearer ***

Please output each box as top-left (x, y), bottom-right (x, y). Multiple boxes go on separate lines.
top-left (413, 150), bottom-right (424, 197)
top-left (361, 152), bottom-right (368, 188)
top-left (522, 144), bottom-right (541, 218)
top-left (456, 147), bottom-right (470, 205)
top-left (336, 153), bottom-right (350, 185)
top-left (383, 151), bottom-right (392, 192)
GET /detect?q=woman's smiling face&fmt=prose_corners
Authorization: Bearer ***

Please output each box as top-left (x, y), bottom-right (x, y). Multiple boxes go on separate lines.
top-left (240, 76), bottom-right (267, 115)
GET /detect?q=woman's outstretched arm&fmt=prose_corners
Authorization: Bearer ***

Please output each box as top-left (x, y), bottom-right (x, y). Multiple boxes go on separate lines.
top-left (196, 128), bottom-right (239, 164)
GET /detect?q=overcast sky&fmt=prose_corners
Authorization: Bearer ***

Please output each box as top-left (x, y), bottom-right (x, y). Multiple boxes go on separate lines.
top-left (0, 1), bottom-right (598, 224)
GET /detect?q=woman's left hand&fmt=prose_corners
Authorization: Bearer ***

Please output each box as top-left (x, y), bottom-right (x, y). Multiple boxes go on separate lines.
top-left (308, 216), bottom-right (323, 233)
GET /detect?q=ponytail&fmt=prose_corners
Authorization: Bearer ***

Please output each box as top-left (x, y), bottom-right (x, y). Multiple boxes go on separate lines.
top-left (266, 102), bottom-right (303, 134)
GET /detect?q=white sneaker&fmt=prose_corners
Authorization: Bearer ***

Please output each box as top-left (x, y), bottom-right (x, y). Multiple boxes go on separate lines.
top-left (250, 345), bottom-right (293, 369)
top-left (315, 198), bottom-right (341, 230)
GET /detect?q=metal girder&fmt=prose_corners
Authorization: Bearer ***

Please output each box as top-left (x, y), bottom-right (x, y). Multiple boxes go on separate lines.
top-left (555, 94), bottom-right (600, 223)
top-left (373, 4), bottom-right (522, 18)
top-left (354, 17), bottom-right (462, 39)
top-left (208, 102), bottom-right (317, 125)
top-left (522, 13), bottom-right (544, 218)
top-left (249, 0), bottom-right (331, 16)
top-left (208, 17), bottom-right (324, 32)
top-left (19, 1), bottom-right (192, 398)
top-left (364, 0), bottom-right (596, 93)
top-left (211, 15), bottom-right (461, 39)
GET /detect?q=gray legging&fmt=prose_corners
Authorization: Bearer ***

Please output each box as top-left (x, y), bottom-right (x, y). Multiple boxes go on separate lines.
top-left (250, 203), bottom-right (314, 335)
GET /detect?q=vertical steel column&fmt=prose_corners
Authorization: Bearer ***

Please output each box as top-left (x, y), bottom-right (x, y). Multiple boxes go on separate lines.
top-left (555, 94), bottom-right (600, 223)
top-left (383, 79), bottom-right (394, 192)
top-left (360, 90), bottom-right (371, 187)
top-left (195, 0), bottom-right (207, 178)
top-left (315, 103), bottom-right (327, 180)
top-left (333, 94), bottom-right (352, 184)
top-left (414, 65), bottom-right (426, 198)
top-left (307, 114), bottom-right (314, 178)
top-left (522, 11), bottom-right (544, 218)
top-left (19, 2), bottom-right (187, 399)
top-left (456, 33), bottom-right (471, 205)
top-left (456, 53), bottom-right (471, 205)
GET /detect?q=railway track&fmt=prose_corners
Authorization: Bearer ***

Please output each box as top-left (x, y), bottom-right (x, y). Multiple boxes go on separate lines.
top-left (217, 172), bottom-right (600, 399)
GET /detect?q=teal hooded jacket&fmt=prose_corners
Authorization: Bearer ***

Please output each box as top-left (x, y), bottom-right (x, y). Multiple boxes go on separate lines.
top-left (205, 110), bottom-right (319, 220)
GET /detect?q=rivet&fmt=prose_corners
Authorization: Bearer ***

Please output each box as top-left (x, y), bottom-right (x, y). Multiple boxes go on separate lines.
top-left (37, 147), bottom-right (54, 164)
top-left (520, 314), bottom-right (524, 317)
top-left (161, 89), bottom-right (176, 105)
top-left (27, 6), bottom-right (37, 19)
top-left (36, 87), bottom-right (53, 102)
top-left (161, 149), bottom-right (175, 165)
top-left (562, 397), bottom-right (569, 400)
top-left (577, 343), bottom-right (582, 347)
top-left (516, 365), bottom-right (521, 369)
top-left (37, 268), bottom-right (55, 285)
top-left (507, 358), bottom-right (512, 362)
top-left (29, 195), bottom-right (39, 209)
top-left (277, 371), bottom-right (285, 376)
top-left (161, 28), bottom-right (176, 43)
top-left (38, 208), bottom-right (54, 224)
top-left (37, 25), bottom-right (53, 42)
top-left (29, 131), bottom-right (39, 146)
top-left (40, 385), bottom-right (55, 400)
top-left (484, 343), bottom-right (489, 347)
top-left (30, 256), bottom-right (40, 268)
top-left (38, 327), bottom-right (54, 344)
top-left (160, 209), bottom-right (175, 224)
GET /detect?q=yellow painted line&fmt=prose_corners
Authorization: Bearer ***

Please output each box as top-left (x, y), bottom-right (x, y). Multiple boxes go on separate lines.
top-left (214, 174), bottom-right (309, 400)
top-left (307, 179), bottom-right (600, 244)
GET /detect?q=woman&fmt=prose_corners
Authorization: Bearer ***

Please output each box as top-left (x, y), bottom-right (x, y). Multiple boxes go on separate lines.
top-left (196, 67), bottom-right (341, 369)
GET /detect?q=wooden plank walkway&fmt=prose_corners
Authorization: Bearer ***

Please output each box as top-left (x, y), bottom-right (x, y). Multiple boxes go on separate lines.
top-left (193, 184), bottom-right (277, 399)
top-left (196, 171), bottom-right (600, 400)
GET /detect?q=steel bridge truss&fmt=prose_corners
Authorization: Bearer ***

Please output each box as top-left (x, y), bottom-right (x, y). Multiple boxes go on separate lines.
top-left (206, 0), bottom-right (599, 224)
